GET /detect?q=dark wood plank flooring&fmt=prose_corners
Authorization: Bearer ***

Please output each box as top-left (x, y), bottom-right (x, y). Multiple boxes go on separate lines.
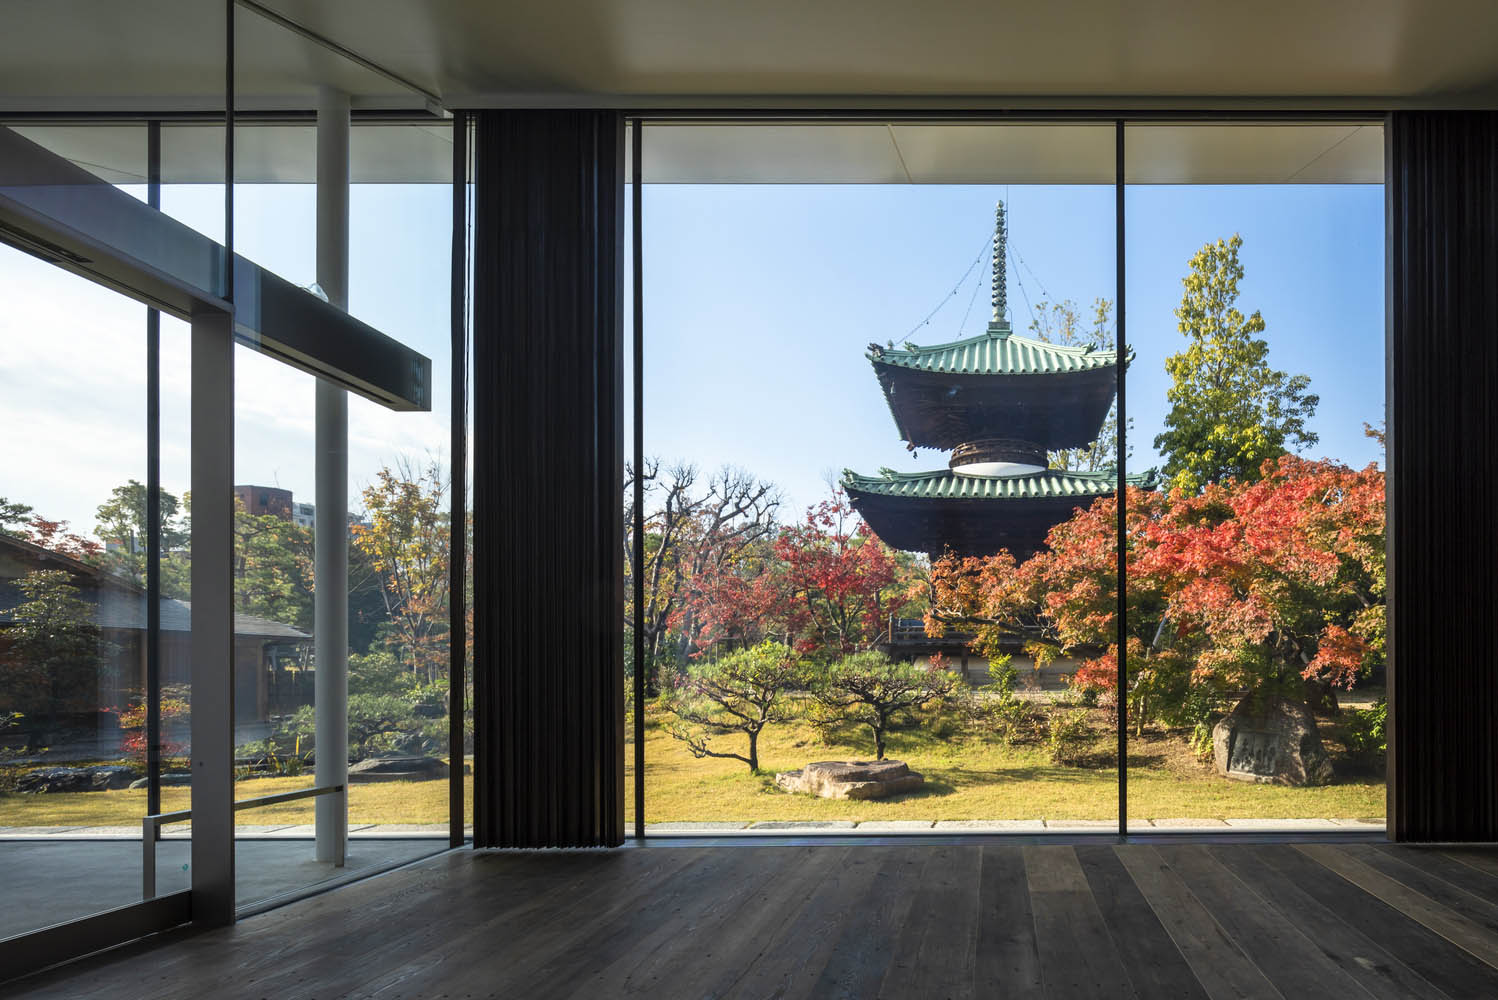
top-left (12, 842), bottom-right (1498, 999)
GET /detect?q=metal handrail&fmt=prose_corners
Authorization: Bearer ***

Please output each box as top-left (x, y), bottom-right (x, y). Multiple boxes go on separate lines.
top-left (142, 782), bottom-right (347, 899)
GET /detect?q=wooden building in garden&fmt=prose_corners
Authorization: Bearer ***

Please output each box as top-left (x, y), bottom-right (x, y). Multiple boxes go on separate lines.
top-left (845, 202), bottom-right (1151, 562)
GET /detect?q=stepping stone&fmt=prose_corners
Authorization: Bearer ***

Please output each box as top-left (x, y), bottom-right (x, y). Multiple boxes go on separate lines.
top-left (933, 819), bottom-right (1045, 831)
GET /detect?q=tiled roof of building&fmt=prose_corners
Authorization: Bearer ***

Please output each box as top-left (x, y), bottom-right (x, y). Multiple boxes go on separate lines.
top-left (842, 467), bottom-right (1155, 500)
top-left (867, 325), bottom-right (1125, 376)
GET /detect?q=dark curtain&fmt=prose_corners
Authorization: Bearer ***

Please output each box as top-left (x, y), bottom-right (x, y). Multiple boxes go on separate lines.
top-left (1388, 111), bottom-right (1498, 840)
top-left (470, 110), bottom-right (625, 847)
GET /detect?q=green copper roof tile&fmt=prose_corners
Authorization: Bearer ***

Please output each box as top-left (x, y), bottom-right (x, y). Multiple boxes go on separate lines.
top-left (867, 325), bottom-right (1126, 376)
top-left (842, 467), bottom-right (1156, 500)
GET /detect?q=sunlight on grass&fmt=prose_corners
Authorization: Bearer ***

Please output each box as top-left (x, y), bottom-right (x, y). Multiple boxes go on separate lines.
top-left (639, 707), bottom-right (1384, 824)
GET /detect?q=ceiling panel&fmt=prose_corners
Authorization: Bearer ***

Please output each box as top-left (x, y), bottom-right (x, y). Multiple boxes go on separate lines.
top-left (1, 1), bottom-right (1497, 111)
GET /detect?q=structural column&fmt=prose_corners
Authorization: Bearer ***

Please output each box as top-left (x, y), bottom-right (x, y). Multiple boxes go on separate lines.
top-left (314, 86), bottom-right (350, 863)
top-left (190, 308), bottom-right (236, 925)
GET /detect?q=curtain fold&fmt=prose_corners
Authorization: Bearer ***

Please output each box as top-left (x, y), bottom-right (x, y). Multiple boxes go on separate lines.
top-left (471, 110), bottom-right (625, 848)
top-left (1388, 111), bottom-right (1498, 840)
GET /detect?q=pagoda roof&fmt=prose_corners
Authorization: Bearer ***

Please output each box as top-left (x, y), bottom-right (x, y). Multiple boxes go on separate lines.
top-left (843, 466), bottom-right (1158, 559)
top-left (842, 466), bottom-right (1153, 501)
top-left (867, 325), bottom-right (1126, 378)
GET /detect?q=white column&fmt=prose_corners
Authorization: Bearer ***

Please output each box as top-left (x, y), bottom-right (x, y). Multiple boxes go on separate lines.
top-left (190, 307), bottom-right (236, 924)
top-left (314, 86), bottom-right (350, 864)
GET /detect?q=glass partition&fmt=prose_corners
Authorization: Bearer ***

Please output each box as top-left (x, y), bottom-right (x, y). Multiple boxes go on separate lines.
top-left (0, 237), bottom-right (176, 933)
top-left (1123, 123), bottom-right (1386, 832)
top-left (636, 123), bottom-right (1123, 833)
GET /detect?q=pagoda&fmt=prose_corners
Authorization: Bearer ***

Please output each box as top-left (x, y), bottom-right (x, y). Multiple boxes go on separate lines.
top-left (844, 202), bottom-right (1149, 561)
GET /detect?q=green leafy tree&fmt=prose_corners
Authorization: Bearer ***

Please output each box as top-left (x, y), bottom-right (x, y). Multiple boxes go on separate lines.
top-left (0, 570), bottom-right (112, 717)
top-left (813, 652), bottom-right (958, 760)
top-left (1029, 297), bottom-right (1128, 473)
top-left (1154, 234), bottom-right (1319, 493)
top-left (352, 461), bottom-right (452, 685)
top-left (0, 497), bottom-right (34, 538)
top-left (233, 503), bottom-right (314, 631)
top-left (94, 480), bottom-right (189, 594)
top-left (663, 641), bottom-right (805, 772)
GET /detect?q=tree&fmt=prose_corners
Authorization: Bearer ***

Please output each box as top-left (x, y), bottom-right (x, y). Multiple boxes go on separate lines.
top-left (94, 480), bottom-right (189, 594)
top-left (233, 502), bottom-right (314, 632)
top-left (813, 651), bottom-right (957, 760)
top-left (1029, 297), bottom-right (1127, 473)
top-left (0, 570), bottom-right (112, 718)
top-left (928, 455), bottom-right (1384, 735)
top-left (663, 641), bottom-right (805, 772)
top-left (19, 515), bottom-right (101, 561)
top-left (352, 461), bottom-right (452, 685)
top-left (624, 460), bottom-right (780, 695)
top-left (1154, 234), bottom-right (1319, 493)
top-left (772, 493), bottom-right (901, 657)
top-left (0, 497), bottom-right (34, 538)
top-left (679, 490), bottom-right (911, 661)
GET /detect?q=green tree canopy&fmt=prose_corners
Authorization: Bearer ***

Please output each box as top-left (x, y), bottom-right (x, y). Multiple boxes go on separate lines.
top-left (0, 570), bottom-right (111, 716)
top-left (94, 480), bottom-right (189, 594)
top-left (1153, 234), bottom-right (1319, 493)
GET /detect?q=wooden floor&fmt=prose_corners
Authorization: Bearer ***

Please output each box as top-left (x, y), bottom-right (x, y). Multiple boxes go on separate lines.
top-left (14, 841), bottom-right (1498, 998)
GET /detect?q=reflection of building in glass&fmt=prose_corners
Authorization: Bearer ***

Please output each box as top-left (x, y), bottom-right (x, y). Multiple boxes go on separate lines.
top-left (234, 484), bottom-right (293, 519)
top-left (0, 533), bottom-right (311, 756)
top-left (845, 202), bottom-right (1150, 561)
top-left (236, 486), bottom-right (367, 533)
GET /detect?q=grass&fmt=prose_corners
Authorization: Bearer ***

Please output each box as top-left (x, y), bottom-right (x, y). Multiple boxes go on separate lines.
top-left (0, 772), bottom-right (471, 828)
top-left (0, 702), bottom-right (1385, 828)
top-left (627, 703), bottom-right (1386, 824)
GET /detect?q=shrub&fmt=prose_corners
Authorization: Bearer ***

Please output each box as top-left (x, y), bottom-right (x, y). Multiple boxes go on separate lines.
top-left (1047, 708), bottom-right (1093, 765)
top-left (1344, 698), bottom-right (1387, 762)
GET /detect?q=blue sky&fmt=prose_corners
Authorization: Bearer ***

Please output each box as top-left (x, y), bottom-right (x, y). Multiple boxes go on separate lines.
top-left (640, 182), bottom-right (1385, 516)
top-left (1, 174), bottom-right (1383, 535)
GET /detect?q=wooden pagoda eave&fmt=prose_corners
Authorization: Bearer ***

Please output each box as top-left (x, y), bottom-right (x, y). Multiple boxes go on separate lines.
top-left (873, 364), bottom-right (1118, 452)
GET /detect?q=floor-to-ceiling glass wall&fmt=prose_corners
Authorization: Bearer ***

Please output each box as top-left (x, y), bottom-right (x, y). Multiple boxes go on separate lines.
top-left (633, 122), bottom-right (1124, 832)
top-left (0, 118), bottom-right (207, 931)
top-left (1122, 122), bottom-right (1387, 832)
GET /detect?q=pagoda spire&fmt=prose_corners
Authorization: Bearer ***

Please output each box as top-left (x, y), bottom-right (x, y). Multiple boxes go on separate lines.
top-left (990, 200), bottom-right (1009, 333)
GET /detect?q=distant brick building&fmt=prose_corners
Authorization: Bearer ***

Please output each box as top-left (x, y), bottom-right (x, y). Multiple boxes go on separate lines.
top-left (234, 484), bottom-right (293, 519)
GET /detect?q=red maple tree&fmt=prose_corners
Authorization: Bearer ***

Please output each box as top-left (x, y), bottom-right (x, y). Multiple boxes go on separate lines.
top-left (929, 455), bottom-right (1385, 728)
top-left (679, 492), bottom-right (905, 659)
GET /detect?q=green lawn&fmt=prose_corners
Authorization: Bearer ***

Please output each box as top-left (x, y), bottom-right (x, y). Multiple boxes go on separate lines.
top-left (0, 704), bottom-right (1384, 828)
top-left (0, 772), bottom-right (470, 828)
top-left (627, 705), bottom-right (1385, 824)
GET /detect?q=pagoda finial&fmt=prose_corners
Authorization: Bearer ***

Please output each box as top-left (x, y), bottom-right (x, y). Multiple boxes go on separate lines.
top-left (990, 200), bottom-right (1009, 333)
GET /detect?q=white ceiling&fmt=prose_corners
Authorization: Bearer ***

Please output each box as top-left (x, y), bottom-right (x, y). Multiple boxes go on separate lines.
top-left (638, 124), bottom-right (1385, 184)
top-left (2, 0), bottom-right (1497, 112)
top-left (0, 0), bottom-right (1436, 183)
top-left (11, 121), bottom-right (1383, 185)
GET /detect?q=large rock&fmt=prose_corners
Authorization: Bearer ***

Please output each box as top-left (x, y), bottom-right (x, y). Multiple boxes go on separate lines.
top-left (1212, 695), bottom-right (1333, 786)
top-left (348, 755), bottom-right (449, 783)
top-left (774, 760), bottom-right (924, 800)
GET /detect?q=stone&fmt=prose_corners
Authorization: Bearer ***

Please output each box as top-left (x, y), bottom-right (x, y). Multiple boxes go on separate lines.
top-left (773, 759), bottom-right (924, 800)
top-left (18, 765), bottom-right (139, 794)
top-left (347, 755), bottom-right (449, 783)
top-left (127, 772), bottom-right (192, 790)
top-left (1212, 695), bottom-right (1333, 786)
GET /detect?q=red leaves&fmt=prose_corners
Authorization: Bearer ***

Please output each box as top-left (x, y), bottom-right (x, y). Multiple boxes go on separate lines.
top-left (930, 455), bottom-right (1386, 707)
top-left (22, 515), bottom-right (102, 560)
top-left (680, 491), bottom-right (906, 657)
